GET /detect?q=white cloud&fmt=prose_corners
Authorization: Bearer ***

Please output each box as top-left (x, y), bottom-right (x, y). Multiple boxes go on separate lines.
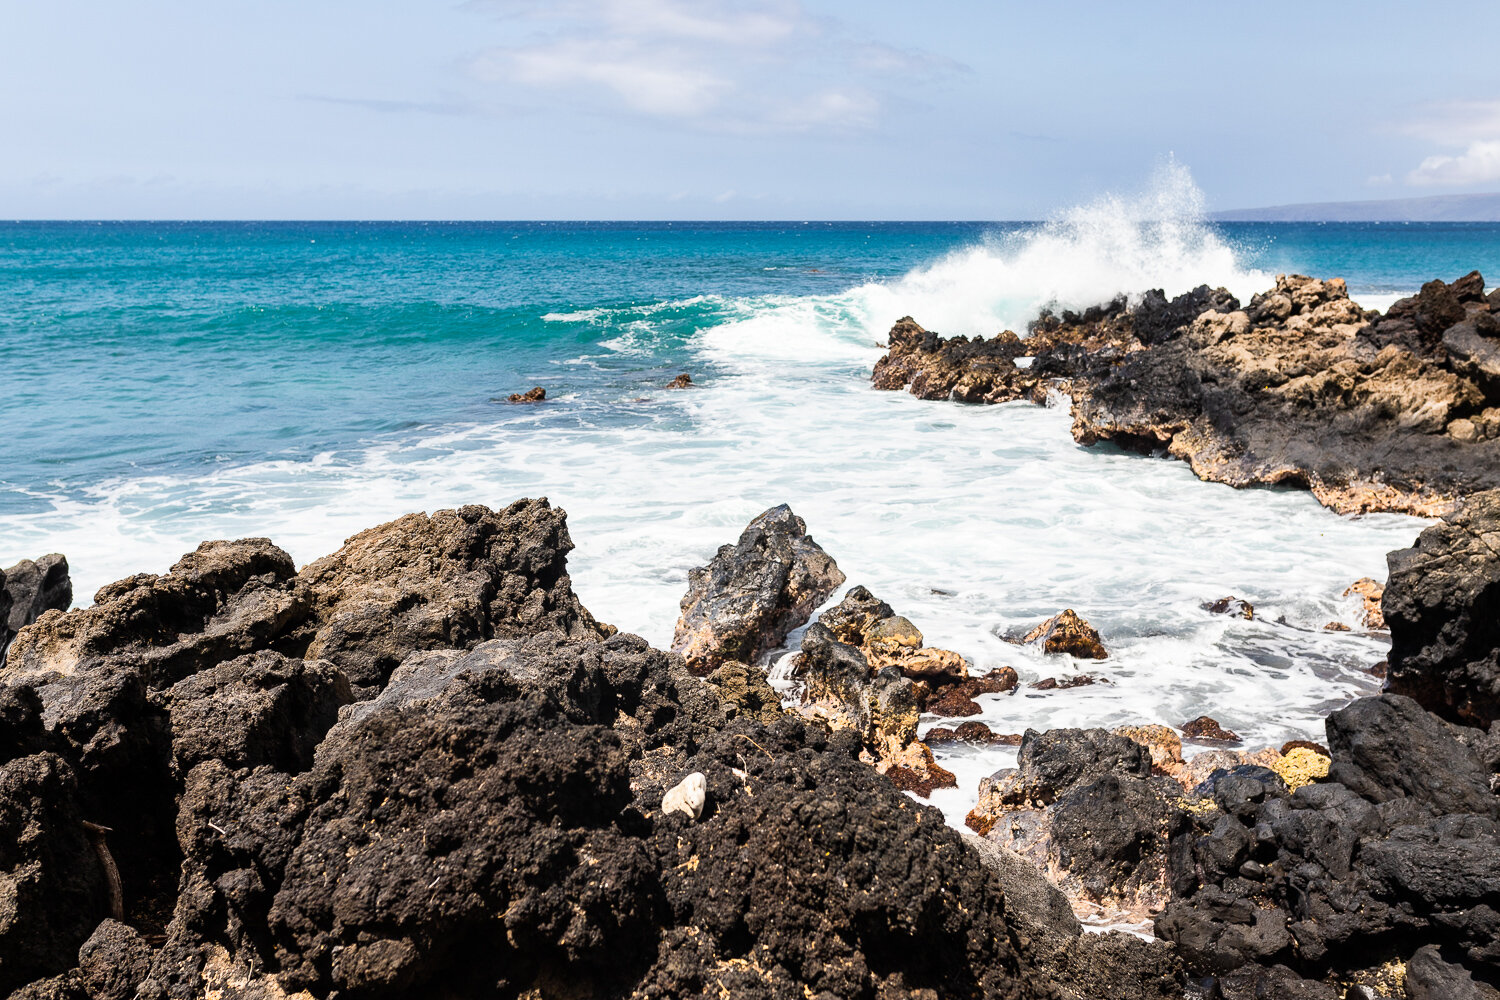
top-left (469, 0), bottom-right (953, 132)
top-left (1408, 139), bottom-right (1500, 186)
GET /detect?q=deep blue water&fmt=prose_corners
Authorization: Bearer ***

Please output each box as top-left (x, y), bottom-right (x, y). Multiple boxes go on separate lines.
top-left (2, 220), bottom-right (1497, 508)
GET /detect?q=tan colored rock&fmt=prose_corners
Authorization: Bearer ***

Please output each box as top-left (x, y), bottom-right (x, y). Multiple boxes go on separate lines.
top-left (1022, 610), bottom-right (1108, 659)
top-left (1114, 724), bottom-right (1185, 780)
top-left (1343, 577), bottom-right (1386, 631)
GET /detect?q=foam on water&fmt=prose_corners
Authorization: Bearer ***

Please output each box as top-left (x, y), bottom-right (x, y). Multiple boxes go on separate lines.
top-left (0, 170), bottom-right (1430, 832)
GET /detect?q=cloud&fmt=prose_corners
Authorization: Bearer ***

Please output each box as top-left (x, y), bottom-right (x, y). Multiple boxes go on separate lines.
top-left (1408, 140), bottom-right (1500, 186)
top-left (1395, 98), bottom-right (1500, 187)
top-left (468, 0), bottom-right (955, 132)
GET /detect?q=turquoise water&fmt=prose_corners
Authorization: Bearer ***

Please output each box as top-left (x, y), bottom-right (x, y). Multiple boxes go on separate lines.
top-left (5, 220), bottom-right (1496, 507)
top-left (0, 206), bottom-right (1492, 802)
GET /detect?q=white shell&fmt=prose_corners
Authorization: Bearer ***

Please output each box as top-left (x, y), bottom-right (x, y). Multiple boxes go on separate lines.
top-left (662, 771), bottom-right (707, 820)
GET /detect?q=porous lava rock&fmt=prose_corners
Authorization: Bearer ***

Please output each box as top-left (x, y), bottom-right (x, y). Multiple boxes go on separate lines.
top-left (1, 554), bottom-right (71, 665)
top-left (1154, 693), bottom-right (1500, 991)
top-left (672, 505), bottom-right (844, 676)
top-left (1383, 488), bottom-right (1500, 728)
top-left (967, 728), bottom-right (1189, 917)
top-left (1021, 610), bottom-right (1108, 659)
top-left (294, 499), bottom-right (615, 695)
top-left (878, 271), bottom-right (1500, 515)
top-left (136, 632), bottom-right (1043, 1000)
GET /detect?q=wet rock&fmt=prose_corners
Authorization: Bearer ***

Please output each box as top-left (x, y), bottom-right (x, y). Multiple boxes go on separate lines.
top-left (506, 386), bottom-right (546, 402)
top-left (925, 720), bottom-right (1016, 745)
top-left (927, 684), bottom-right (983, 716)
top-left (882, 271), bottom-right (1500, 515)
top-left (672, 505), bottom-right (844, 676)
top-left (1204, 596), bottom-right (1254, 619)
top-left (77, 919), bottom-right (154, 1000)
top-left (1383, 489), bottom-right (1500, 727)
top-left (665, 373), bottom-right (693, 388)
top-left (1021, 609), bottom-right (1108, 659)
top-left (1343, 578), bottom-right (1386, 630)
top-left (1324, 621), bottom-right (1352, 632)
top-left (871, 317), bottom-right (1038, 403)
top-left (1, 554), bottom-right (71, 665)
top-left (1182, 716), bottom-right (1242, 743)
top-left (1404, 944), bottom-right (1500, 1000)
top-left (1033, 674), bottom-right (1105, 690)
top-left (661, 771), bottom-right (706, 820)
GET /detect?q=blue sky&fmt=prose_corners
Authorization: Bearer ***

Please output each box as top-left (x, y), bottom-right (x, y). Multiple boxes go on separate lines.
top-left (3, 0), bottom-right (1497, 219)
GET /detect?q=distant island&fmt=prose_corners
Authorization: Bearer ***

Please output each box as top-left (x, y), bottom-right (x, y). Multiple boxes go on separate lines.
top-left (1212, 191), bottom-right (1500, 222)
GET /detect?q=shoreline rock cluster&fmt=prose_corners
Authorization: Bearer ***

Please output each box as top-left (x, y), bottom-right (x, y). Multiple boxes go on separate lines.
top-left (873, 270), bottom-right (1500, 515)
top-left (2, 479), bottom-right (1498, 998)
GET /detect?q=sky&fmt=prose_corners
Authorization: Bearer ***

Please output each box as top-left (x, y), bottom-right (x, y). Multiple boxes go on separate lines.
top-left (2, 0), bottom-right (1498, 219)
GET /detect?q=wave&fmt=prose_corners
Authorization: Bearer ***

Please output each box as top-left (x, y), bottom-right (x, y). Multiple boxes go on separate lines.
top-left (696, 161), bottom-right (1274, 369)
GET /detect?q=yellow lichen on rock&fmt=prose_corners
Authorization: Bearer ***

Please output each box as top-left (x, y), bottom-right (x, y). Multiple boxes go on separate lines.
top-left (1270, 747), bottom-right (1330, 791)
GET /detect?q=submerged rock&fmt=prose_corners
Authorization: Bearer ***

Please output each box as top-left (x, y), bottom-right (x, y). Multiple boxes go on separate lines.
top-left (1203, 596), bottom-right (1254, 620)
top-left (672, 505), bottom-right (844, 676)
top-left (666, 372), bottom-right (693, 388)
top-left (1384, 489), bottom-right (1500, 727)
top-left (506, 385), bottom-right (546, 402)
top-left (1021, 609), bottom-right (1108, 659)
top-left (1181, 716), bottom-right (1242, 743)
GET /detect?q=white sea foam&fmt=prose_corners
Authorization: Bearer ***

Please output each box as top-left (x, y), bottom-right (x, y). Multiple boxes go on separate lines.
top-left (0, 168), bottom-right (1429, 834)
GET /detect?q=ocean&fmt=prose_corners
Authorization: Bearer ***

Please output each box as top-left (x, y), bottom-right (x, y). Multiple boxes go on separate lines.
top-left (5, 182), bottom-right (1499, 831)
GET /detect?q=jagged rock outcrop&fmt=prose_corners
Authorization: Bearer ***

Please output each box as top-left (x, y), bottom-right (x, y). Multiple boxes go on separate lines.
top-left (876, 271), bottom-right (1500, 515)
top-left (966, 728), bottom-right (1190, 917)
top-left (1155, 694), bottom-right (1500, 992)
top-left (793, 585), bottom-right (994, 795)
top-left (295, 500), bottom-right (614, 695)
top-left (672, 505), bottom-right (845, 676)
top-left (1, 554), bottom-right (71, 666)
top-left (1020, 609), bottom-right (1108, 659)
top-left (136, 633), bottom-right (1044, 1000)
top-left (1383, 489), bottom-right (1500, 728)
top-left (0, 507), bottom-right (1070, 1000)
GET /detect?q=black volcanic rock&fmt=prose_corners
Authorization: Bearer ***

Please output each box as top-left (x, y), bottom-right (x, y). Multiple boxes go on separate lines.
top-left (671, 504), bottom-right (844, 675)
top-left (1, 554), bottom-right (71, 666)
top-left (1384, 489), bottom-right (1500, 728)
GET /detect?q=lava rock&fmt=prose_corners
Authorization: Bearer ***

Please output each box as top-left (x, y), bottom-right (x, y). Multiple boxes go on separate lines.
top-left (1, 554), bottom-right (71, 665)
top-left (1384, 489), bottom-right (1500, 728)
top-left (1021, 609), bottom-right (1108, 659)
top-left (506, 386), bottom-right (546, 402)
top-left (1182, 716), bottom-right (1241, 743)
top-left (672, 505), bottom-right (844, 676)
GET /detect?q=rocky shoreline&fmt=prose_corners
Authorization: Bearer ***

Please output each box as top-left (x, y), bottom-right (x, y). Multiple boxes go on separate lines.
top-left (872, 271), bottom-right (1500, 516)
top-left (0, 488), bottom-right (1496, 999)
top-left (1, 270), bottom-right (1498, 999)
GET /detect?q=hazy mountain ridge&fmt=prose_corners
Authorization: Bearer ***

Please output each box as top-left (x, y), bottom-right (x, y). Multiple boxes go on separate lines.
top-left (1213, 192), bottom-right (1500, 222)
